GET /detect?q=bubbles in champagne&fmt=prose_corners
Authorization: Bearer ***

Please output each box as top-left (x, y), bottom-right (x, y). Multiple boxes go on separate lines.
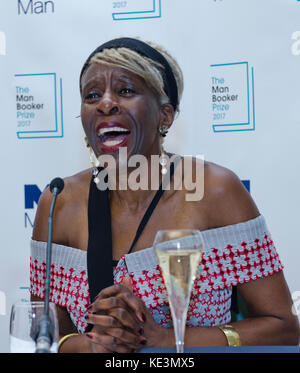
top-left (156, 249), bottom-right (202, 320)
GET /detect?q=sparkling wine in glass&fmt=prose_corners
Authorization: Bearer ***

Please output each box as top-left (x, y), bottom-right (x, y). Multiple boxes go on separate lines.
top-left (154, 229), bottom-right (204, 353)
top-left (10, 301), bottom-right (59, 353)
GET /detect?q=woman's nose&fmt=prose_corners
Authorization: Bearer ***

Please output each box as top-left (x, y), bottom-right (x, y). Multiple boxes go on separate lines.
top-left (96, 91), bottom-right (120, 116)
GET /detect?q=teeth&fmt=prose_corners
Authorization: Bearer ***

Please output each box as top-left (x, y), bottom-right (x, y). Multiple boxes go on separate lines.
top-left (98, 127), bottom-right (129, 136)
top-left (103, 139), bottom-right (124, 146)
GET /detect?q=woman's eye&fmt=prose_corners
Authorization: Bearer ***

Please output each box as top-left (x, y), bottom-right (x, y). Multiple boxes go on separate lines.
top-left (84, 92), bottom-right (101, 101)
top-left (119, 88), bottom-right (135, 95)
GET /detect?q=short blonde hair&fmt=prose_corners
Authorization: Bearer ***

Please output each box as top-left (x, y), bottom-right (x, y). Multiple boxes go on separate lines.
top-left (81, 39), bottom-right (184, 115)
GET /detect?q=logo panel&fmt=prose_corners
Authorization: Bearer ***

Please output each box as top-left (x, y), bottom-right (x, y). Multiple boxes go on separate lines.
top-left (211, 62), bottom-right (255, 133)
top-left (15, 73), bottom-right (63, 139)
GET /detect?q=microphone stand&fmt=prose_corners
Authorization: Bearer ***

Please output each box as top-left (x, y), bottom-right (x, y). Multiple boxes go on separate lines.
top-left (35, 186), bottom-right (60, 353)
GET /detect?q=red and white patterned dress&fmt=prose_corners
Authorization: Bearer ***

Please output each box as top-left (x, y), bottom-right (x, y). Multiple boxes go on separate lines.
top-left (30, 215), bottom-right (283, 333)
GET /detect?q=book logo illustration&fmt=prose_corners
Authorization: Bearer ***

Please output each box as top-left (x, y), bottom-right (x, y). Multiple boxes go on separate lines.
top-left (15, 73), bottom-right (64, 139)
top-left (0, 31), bottom-right (6, 56)
top-left (211, 62), bottom-right (255, 133)
top-left (112, 0), bottom-right (161, 21)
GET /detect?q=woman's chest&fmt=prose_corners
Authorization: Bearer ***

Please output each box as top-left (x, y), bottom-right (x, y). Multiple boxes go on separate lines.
top-left (110, 195), bottom-right (208, 261)
top-left (67, 189), bottom-right (209, 257)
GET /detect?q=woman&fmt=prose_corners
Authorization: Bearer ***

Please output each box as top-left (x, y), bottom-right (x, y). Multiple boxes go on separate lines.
top-left (30, 37), bottom-right (300, 352)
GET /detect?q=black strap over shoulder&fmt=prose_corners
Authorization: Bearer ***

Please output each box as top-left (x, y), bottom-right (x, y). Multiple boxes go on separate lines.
top-left (87, 175), bottom-right (113, 304)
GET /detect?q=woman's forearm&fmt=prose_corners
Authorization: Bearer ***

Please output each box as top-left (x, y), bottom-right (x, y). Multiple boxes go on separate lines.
top-left (58, 316), bottom-right (299, 352)
top-left (183, 316), bottom-right (299, 347)
top-left (158, 316), bottom-right (299, 348)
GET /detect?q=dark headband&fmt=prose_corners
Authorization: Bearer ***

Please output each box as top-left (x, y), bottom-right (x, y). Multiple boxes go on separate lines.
top-left (79, 37), bottom-right (179, 111)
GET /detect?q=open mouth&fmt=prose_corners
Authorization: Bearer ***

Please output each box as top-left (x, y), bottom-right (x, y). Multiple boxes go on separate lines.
top-left (97, 125), bottom-right (131, 151)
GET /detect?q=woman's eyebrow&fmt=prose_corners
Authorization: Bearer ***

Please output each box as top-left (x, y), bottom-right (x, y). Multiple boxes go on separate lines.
top-left (81, 73), bottom-right (141, 92)
top-left (81, 77), bottom-right (104, 92)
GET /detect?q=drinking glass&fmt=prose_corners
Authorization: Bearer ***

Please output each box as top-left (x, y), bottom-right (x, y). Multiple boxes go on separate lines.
top-left (10, 301), bottom-right (59, 353)
top-left (154, 229), bottom-right (204, 353)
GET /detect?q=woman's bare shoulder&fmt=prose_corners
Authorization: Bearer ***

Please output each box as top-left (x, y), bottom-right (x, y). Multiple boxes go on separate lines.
top-left (62, 169), bottom-right (92, 200)
top-left (203, 160), bottom-right (260, 227)
top-left (32, 169), bottom-right (92, 242)
top-left (204, 160), bottom-right (240, 187)
top-left (35, 168), bottom-right (91, 206)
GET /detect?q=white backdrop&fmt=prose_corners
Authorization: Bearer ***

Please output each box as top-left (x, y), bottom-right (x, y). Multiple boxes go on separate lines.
top-left (1, 0), bottom-right (300, 352)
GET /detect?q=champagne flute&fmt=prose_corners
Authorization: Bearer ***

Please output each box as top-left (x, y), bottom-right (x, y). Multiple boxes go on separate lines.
top-left (9, 301), bottom-right (59, 353)
top-left (154, 229), bottom-right (204, 353)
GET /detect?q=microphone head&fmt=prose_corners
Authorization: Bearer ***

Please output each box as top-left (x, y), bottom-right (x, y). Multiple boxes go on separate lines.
top-left (50, 177), bottom-right (64, 195)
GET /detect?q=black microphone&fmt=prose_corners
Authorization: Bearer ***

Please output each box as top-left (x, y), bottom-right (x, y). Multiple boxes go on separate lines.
top-left (35, 177), bottom-right (64, 353)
